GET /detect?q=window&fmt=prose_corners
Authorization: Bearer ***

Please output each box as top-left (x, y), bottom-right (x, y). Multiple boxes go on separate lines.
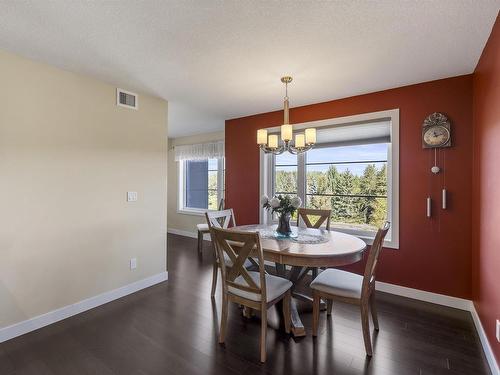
top-left (260, 109), bottom-right (399, 248)
top-left (179, 158), bottom-right (224, 214)
top-left (305, 143), bottom-right (388, 233)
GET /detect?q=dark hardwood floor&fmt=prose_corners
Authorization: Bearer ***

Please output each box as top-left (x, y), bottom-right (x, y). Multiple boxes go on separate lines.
top-left (0, 234), bottom-right (491, 375)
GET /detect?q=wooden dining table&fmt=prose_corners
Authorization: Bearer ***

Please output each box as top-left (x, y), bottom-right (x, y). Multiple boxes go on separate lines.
top-left (231, 224), bottom-right (367, 337)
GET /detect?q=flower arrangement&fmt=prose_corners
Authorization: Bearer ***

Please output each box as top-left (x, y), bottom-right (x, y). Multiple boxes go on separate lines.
top-left (261, 194), bottom-right (302, 216)
top-left (261, 194), bottom-right (302, 235)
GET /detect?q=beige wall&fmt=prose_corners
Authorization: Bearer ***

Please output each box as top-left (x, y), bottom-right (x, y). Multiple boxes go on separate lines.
top-left (167, 131), bottom-right (224, 235)
top-left (0, 50), bottom-right (168, 328)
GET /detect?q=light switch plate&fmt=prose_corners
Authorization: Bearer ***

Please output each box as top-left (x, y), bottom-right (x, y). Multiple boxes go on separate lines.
top-left (127, 192), bottom-right (138, 202)
top-left (496, 319), bottom-right (500, 342)
top-left (130, 258), bottom-right (137, 270)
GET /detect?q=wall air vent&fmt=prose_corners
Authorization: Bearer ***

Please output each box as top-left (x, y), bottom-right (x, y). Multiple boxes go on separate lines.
top-left (116, 88), bottom-right (138, 110)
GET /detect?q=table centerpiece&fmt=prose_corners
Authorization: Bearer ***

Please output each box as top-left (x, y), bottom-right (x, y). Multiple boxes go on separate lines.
top-left (261, 194), bottom-right (302, 237)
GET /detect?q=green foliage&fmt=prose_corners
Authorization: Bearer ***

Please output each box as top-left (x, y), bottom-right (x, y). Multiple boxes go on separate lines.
top-left (208, 172), bottom-right (218, 210)
top-left (271, 160), bottom-right (388, 231)
top-left (303, 164), bottom-right (388, 230)
top-left (263, 194), bottom-right (300, 216)
top-left (275, 170), bottom-right (297, 193)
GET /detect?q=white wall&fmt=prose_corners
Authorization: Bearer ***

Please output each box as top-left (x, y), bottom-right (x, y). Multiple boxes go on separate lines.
top-left (0, 50), bottom-right (168, 329)
top-left (168, 101), bottom-right (224, 138)
top-left (167, 131), bottom-right (224, 236)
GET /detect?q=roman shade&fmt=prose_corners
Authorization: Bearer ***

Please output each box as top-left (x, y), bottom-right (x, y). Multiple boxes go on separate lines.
top-left (315, 119), bottom-right (391, 147)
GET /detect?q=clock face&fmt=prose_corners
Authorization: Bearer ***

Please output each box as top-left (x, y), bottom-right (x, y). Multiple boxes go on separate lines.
top-left (423, 125), bottom-right (450, 147)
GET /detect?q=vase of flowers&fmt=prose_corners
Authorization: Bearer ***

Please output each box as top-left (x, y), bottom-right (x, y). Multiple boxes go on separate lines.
top-left (261, 194), bottom-right (302, 236)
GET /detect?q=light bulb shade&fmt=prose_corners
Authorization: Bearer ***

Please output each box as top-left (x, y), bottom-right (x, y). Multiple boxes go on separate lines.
top-left (295, 134), bottom-right (305, 148)
top-left (257, 129), bottom-right (268, 145)
top-left (268, 134), bottom-right (278, 148)
top-left (305, 128), bottom-right (317, 144)
top-left (281, 124), bottom-right (293, 141)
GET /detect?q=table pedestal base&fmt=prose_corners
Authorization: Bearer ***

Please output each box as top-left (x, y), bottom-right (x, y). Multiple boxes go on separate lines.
top-left (274, 264), bottom-right (326, 337)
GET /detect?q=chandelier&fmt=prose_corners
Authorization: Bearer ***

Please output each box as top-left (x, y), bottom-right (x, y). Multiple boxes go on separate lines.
top-left (257, 76), bottom-right (316, 155)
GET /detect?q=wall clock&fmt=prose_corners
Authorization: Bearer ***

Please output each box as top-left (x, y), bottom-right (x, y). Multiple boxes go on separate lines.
top-left (422, 112), bottom-right (452, 219)
top-left (422, 112), bottom-right (452, 149)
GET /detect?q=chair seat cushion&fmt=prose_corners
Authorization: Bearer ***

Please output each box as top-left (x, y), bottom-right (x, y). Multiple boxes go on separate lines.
top-left (310, 269), bottom-right (363, 299)
top-left (228, 271), bottom-right (292, 302)
top-left (197, 223), bottom-right (209, 232)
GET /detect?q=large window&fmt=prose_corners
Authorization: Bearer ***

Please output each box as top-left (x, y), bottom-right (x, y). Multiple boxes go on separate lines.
top-left (261, 109), bottom-right (399, 248)
top-left (305, 144), bottom-right (388, 232)
top-left (179, 158), bottom-right (224, 213)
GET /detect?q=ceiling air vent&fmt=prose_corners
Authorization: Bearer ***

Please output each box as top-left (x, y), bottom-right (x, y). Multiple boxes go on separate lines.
top-left (116, 88), bottom-right (138, 110)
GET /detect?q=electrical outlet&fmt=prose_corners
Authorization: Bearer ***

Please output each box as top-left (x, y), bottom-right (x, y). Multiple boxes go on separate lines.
top-left (130, 258), bottom-right (137, 270)
top-left (496, 319), bottom-right (500, 343)
top-left (127, 192), bottom-right (138, 202)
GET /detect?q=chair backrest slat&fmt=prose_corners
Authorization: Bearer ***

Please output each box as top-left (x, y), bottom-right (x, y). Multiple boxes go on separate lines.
top-left (209, 226), bottom-right (267, 302)
top-left (206, 209), bottom-right (236, 229)
top-left (361, 221), bottom-right (390, 297)
top-left (297, 208), bottom-right (331, 230)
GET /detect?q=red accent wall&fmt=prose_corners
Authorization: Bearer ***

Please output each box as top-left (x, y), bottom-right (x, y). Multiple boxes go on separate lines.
top-left (226, 75), bottom-right (473, 299)
top-left (473, 15), bottom-right (500, 364)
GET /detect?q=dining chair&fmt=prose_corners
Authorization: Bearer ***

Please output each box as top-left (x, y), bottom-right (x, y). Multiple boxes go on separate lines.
top-left (206, 209), bottom-right (253, 297)
top-left (310, 221), bottom-right (390, 356)
top-left (197, 198), bottom-right (225, 254)
top-left (296, 208), bottom-right (332, 278)
top-left (296, 208), bottom-right (331, 230)
top-left (209, 226), bottom-right (292, 362)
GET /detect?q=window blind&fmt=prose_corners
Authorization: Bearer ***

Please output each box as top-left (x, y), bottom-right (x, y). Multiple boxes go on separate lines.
top-left (315, 119), bottom-right (391, 148)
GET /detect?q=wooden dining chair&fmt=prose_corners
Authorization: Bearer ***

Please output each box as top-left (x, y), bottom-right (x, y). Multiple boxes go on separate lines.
top-left (205, 209), bottom-right (239, 297)
top-left (296, 208), bottom-right (331, 230)
top-left (209, 226), bottom-right (292, 362)
top-left (196, 198), bottom-right (225, 255)
top-left (310, 221), bottom-right (390, 356)
top-left (297, 208), bottom-right (332, 278)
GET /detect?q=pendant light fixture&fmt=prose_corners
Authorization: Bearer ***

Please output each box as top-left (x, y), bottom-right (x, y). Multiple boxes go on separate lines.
top-left (257, 76), bottom-right (316, 155)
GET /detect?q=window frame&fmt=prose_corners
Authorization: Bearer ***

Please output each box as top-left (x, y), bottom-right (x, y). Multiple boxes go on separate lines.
top-left (259, 109), bottom-right (399, 249)
top-left (177, 158), bottom-right (225, 216)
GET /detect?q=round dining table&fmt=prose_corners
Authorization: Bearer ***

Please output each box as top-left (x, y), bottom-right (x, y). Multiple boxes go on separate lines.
top-left (231, 224), bottom-right (367, 337)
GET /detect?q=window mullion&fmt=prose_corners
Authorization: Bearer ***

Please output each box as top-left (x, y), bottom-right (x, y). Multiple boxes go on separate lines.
top-left (297, 152), bottom-right (306, 207)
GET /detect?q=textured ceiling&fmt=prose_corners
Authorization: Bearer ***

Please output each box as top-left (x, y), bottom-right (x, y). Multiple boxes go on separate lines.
top-left (0, 0), bottom-right (498, 137)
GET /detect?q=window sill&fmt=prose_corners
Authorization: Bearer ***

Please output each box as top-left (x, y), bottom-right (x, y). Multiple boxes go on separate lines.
top-left (357, 234), bottom-right (398, 250)
top-left (330, 226), bottom-right (398, 249)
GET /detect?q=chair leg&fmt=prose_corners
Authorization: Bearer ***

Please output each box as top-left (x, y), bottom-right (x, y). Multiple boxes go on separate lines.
top-left (210, 262), bottom-right (218, 297)
top-left (369, 293), bottom-right (379, 331)
top-left (243, 306), bottom-right (252, 318)
top-left (312, 291), bottom-right (320, 336)
top-left (311, 267), bottom-right (318, 279)
top-left (197, 230), bottom-right (203, 255)
top-left (360, 302), bottom-right (372, 356)
top-left (326, 299), bottom-right (333, 316)
top-left (283, 290), bottom-right (291, 334)
top-left (219, 294), bottom-right (229, 344)
top-left (260, 305), bottom-right (267, 363)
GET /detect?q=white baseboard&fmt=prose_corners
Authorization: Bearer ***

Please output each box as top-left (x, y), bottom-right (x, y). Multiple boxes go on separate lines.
top-left (168, 227), bottom-right (211, 240)
top-left (375, 281), bottom-right (472, 311)
top-left (0, 271), bottom-right (168, 344)
top-left (470, 304), bottom-right (500, 375)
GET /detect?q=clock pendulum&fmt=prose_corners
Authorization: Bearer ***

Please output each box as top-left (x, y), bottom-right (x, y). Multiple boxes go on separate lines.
top-left (422, 112), bottom-right (452, 218)
top-left (442, 151), bottom-right (447, 210)
top-left (431, 148), bottom-right (440, 174)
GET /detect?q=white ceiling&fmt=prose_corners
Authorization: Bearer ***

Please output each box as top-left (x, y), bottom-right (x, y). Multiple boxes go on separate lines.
top-left (0, 1), bottom-right (498, 137)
